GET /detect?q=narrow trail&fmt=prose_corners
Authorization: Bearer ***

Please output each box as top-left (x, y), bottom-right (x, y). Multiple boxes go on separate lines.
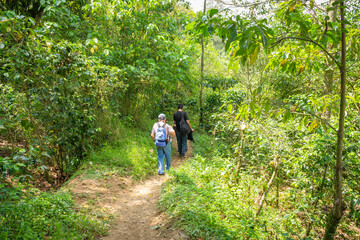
top-left (68, 140), bottom-right (191, 240)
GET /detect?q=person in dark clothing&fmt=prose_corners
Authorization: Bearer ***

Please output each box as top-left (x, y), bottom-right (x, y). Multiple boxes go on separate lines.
top-left (173, 104), bottom-right (194, 158)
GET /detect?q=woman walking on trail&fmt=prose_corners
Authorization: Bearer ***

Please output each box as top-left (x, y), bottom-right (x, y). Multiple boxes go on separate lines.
top-left (151, 114), bottom-right (175, 175)
top-left (173, 104), bottom-right (194, 158)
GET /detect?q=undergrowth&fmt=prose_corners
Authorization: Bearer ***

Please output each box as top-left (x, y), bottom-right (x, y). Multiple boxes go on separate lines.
top-left (160, 132), bottom-right (304, 239)
top-left (75, 121), bottom-right (158, 181)
top-left (0, 189), bottom-right (106, 239)
top-left (1, 120), bottom-right (160, 239)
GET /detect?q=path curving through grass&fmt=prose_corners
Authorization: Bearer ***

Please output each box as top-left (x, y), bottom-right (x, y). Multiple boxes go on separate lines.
top-left (68, 140), bottom-right (191, 240)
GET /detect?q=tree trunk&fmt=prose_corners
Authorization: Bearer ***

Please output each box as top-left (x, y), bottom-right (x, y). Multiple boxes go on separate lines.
top-left (199, 0), bottom-right (206, 128)
top-left (323, 1), bottom-right (346, 239)
top-left (323, 0), bottom-right (337, 120)
top-left (256, 156), bottom-right (279, 217)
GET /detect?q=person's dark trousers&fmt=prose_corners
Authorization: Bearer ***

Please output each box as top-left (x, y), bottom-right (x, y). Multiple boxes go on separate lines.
top-left (176, 130), bottom-right (188, 157)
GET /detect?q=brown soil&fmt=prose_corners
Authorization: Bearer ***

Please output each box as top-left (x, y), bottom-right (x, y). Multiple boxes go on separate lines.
top-left (67, 140), bottom-right (192, 240)
top-left (0, 137), bottom-right (26, 157)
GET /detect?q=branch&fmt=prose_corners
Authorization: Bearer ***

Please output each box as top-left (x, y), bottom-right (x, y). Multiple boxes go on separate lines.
top-left (312, 1), bottom-right (327, 13)
top-left (345, 118), bottom-right (360, 132)
top-left (271, 36), bottom-right (342, 70)
top-left (289, 103), bottom-right (337, 133)
top-left (256, 155), bottom-right (279, 217)
top-left (216, 0), bottom-right (274, 8)
top-left (303, 4), bottom-right (320, 24)
top-left (347, 59), bottom-right (360, 71)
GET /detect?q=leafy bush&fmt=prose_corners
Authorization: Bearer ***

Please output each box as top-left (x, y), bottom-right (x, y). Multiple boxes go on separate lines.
top-left (0, 191), bottom-right (106, 239)
top-left (160, 154), bottom-right (297, 239)
top-left (0, 0), bottom-right (196, 181)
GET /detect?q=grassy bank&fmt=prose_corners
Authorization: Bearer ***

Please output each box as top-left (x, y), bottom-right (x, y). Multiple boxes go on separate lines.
top-left (76, 121), bottom-right (158, 181)
top-left (1, 121), bottom-right (161, 239)
top-left (0, 191), bottom-right (107, 239)
top-left (159, 132), bottom-right (303, 239)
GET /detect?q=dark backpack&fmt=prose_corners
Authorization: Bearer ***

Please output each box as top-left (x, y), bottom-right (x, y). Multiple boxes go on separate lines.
top-left (155, 122), bottom-right (167, 147)
top-left (179, 116), bottom-right (191, 135)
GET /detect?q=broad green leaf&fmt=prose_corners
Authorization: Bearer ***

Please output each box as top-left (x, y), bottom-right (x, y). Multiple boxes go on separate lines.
top-left (310, 0), bottom-right (314, 9)
top-left (185, 21), bottom-right (196, 31)
top-left (208, 23), bottom-right (214, 33)
top-left (326, 32), bottom-right (338, 44)
top-left (283, 109), bottom-right (291, 122)
top-left (250, 45), bottom-right (260, 65)
top-left (233, 59), bottom-right (240, 72)
top-left (264, 101), bottom-right (271, 113)
top-left (201, 15), bottom-right (207, 22)
top-left (229, 24), bottom-right (237, 41)
top-left (28, 17), bottom-right (36, 26)
top-left (289, 1), bottom-right (296, 12)
top-left (228, 104), bottom-right (233, 113)
top-left (208, 9), bottom-right (219, 18)
top-left (264, 61), bottom-right (272, 71)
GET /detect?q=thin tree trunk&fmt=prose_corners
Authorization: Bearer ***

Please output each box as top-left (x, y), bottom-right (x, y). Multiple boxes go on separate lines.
top-left (323, 1), bottom-right (346, 238)
top-left (256, 156), bottom-right (279, 217)
top-left (199, 0), bottom-right (206, 128)
top-left (324, 0), bottom-right (337, 120)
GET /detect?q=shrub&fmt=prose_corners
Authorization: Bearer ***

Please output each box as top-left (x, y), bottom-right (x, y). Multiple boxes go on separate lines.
top-left (0, 191), bottom-right (106, 239)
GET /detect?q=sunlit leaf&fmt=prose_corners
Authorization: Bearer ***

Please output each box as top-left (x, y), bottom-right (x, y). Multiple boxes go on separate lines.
top-left (185, 21), bottom-right (196, 31)
top-left (298, 65), bottom-right (305, 75)
top-left (228, 104), bottom-right (233, 113)
top-left (250, 45), bottom-right (260, 65)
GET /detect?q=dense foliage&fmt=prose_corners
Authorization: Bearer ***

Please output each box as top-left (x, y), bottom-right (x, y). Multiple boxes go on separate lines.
top-left (1, 0), bottom-right (359, 239)
top-left (0, 0), bottom-right (198, 238)
top-left (160, 0), bottom-right (360, 239)
top-left (0, 0), bottom-right (196, 180)
top-left (0, 191), bottom-right (107, 239)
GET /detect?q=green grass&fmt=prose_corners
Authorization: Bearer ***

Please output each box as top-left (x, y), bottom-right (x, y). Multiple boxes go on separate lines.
top-left (0, 190), bottom-right (107, 240)
top-left (79, 122), bottom-right (158, 181)
top-left (160, 156), bottom-right (262, 239)
top-left (159, 132), bottom-right (305, 240)
top-left (191, 132), bottom-right (214, 157)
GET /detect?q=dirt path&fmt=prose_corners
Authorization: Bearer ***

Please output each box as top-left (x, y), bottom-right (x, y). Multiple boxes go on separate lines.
top-left (68, 141), bottom-right (191, 240)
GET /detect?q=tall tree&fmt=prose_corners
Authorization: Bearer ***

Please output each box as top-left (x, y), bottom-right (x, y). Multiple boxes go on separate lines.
top-left (323, 1), bottom-right (346, 238)
top-left (199, 0), bottom-right (207, 128)
top-left (324, 0), bottom-right (337, 120)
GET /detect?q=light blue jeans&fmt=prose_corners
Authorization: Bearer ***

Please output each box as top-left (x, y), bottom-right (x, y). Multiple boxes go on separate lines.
top-left (176, 130), bottom-right (188, 157)
top-left (157, 142), bottom-right (171, 174)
